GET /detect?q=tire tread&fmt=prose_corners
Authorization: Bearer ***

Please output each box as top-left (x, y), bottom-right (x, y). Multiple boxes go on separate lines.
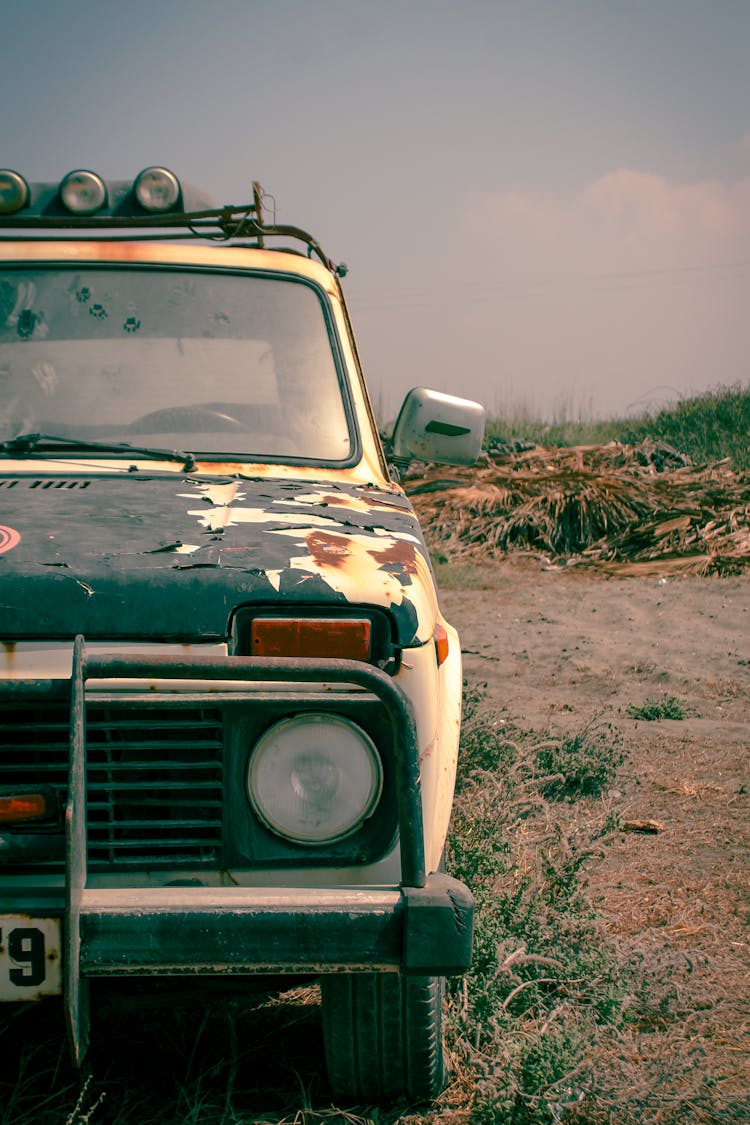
top-left (321, 972), bottom-right (444, 1103)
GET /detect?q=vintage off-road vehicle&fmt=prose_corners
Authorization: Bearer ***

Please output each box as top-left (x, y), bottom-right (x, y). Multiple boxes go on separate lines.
top-left (0, 168), bottom-right (484, 1102)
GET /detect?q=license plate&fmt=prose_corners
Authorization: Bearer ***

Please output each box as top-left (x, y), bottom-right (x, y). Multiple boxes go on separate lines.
top-left (0, 916), bottom-right (62, 1000)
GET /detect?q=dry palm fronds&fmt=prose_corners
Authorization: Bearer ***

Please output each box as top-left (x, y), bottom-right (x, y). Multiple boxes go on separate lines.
top-left (405, 441), bottom-right (750, 574)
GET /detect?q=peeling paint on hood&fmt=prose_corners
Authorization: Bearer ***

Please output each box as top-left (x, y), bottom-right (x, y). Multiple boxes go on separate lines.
top-left (0, 473), bottom-right (438, 645)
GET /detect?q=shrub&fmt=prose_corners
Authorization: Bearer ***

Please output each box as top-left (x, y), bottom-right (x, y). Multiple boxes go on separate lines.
top-left (627, 695), bottom-right (689, 721)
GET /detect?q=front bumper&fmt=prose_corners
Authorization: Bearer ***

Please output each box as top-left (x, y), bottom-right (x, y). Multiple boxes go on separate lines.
top-left (77, 876), bottom-right (473, 977)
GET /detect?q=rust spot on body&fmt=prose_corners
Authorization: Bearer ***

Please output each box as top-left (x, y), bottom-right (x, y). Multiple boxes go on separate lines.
top-left (369, 539), bottom-right (419, 576)
top-left (319, 493), bottom-right (356, 508)
top-left (419, 738), bottom-right (437, 763)
top-left (306, 531), bottom-right (351, 569)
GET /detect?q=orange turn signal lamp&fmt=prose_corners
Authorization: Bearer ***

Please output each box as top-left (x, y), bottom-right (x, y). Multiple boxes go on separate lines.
top-left (0, 789), bottom-right (53, 825)
top-left (434, 623), bottom-right (450, 667)
top-left (251, 617), bottom-right (372, 661)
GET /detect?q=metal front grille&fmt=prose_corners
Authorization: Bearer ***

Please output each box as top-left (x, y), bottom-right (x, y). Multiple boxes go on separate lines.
top-left (1, 701), bottom-right (223, 868)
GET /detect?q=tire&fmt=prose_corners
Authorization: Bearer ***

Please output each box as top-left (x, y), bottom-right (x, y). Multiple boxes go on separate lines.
top-left (320, 972), bottom-right (445, 1104)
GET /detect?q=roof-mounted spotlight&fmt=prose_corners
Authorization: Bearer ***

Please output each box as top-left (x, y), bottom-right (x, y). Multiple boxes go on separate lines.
top-left (60, 170), bottom-right (108, 215)
top-left (0, 170), bottom-right (30, 215)
top-left (134, 166), bottom-right (181, 213)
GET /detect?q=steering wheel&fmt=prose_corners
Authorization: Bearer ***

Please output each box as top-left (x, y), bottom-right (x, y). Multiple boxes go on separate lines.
top-left (130, 405), bottom-right (247, 433)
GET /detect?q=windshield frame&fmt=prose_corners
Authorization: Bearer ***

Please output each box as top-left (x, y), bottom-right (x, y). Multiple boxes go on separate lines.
top-left (0, 260), bottom-right (363, 468)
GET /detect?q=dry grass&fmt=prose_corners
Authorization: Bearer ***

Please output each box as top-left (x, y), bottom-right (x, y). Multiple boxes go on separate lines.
top-left (406, 441), bottom-right (750, 575)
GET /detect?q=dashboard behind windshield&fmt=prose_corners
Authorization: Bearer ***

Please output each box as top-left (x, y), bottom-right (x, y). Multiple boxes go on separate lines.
top-left (0, 267), bottom-right (353, 462)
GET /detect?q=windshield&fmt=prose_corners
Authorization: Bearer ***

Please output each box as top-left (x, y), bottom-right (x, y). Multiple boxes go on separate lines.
top-left (0, 267), bottom-right (353, 461)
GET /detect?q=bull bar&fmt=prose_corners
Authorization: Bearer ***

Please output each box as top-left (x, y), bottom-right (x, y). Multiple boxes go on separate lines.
top-left (57, 637), bottom-right (473, 1064)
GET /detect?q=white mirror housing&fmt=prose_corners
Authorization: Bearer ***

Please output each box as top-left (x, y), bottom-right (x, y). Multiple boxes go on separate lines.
top-left (389, 387), bottom-right (486, 466)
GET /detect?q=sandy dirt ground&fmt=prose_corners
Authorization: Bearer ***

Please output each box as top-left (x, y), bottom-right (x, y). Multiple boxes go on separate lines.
top-left (442, 564), bottom-right (750, 1120)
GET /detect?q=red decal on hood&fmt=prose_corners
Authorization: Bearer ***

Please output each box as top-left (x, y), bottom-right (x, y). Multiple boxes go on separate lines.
top-left (0, 526), bottom-right (20, 554)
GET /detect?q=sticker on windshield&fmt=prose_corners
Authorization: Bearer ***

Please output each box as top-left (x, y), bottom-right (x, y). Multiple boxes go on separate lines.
top-left (0, 525), bottom-right (20, 554)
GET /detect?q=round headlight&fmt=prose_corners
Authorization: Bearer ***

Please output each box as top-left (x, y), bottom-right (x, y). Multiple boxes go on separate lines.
top-left (0, 170), bottom-right (29, 215)
top-left (134, 166), bottom-right (180, 213)
top-left (60, 170), bottom-right (107, 215)
top-left (247, 714), bottom-right (383, 845)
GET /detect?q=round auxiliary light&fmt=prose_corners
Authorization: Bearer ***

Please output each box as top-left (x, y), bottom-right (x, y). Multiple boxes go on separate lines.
top-left (0, 170), bottom-right (30, 215)
top-left (60, 170), bottom-right (107, 215)
top-left (247, 713), bottom-right (383, 845)
top-left (134, 166), bottom-right (180, 213)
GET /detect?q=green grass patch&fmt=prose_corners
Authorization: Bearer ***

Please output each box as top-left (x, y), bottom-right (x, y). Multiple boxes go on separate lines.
top-left (534, 721), bottom-right (624, 799)
top-left (627, 695), bottom-right (689, 721)
top-left (485, 415), bottom-right (625, 451)
top-left (484, 382), bottom-right (750, 471)
top-left (624, 384), bottom-right (750, 471)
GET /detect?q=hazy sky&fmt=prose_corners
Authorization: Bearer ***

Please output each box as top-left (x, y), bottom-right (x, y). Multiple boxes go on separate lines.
top-left (2, 0), bottom-right (749, 420)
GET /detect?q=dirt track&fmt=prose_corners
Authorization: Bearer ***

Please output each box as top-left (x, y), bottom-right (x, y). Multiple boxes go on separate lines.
top-left (442, 564), bottom-right (750, 1120)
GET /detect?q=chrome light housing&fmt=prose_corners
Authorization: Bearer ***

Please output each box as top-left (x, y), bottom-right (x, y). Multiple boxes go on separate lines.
top-left (247, 713), bottom-right (383, 845)
top-left (134, 166), bottom-right (181, 212)
top-left (0, 170), bottom-right (29, 214)
top-left (60, 170), bottom-right (107, 215)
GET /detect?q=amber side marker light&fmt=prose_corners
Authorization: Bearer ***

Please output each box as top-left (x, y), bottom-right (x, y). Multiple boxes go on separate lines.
top-left (435, 623), bottom-right (450, 667)
top-left (0, 791), bottom-right (51, 825)
top-left (251, 617), bottom-right (372, 661)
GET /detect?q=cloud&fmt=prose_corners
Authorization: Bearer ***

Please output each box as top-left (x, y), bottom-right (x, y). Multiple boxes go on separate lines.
top-left (582, 170), bottom-right (742, 239)
top-left (464, 170), bottom-right (750, 275)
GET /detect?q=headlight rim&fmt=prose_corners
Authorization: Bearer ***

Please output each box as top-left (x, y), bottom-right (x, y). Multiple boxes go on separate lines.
top-left (246, 711), bottom-right (384, 847)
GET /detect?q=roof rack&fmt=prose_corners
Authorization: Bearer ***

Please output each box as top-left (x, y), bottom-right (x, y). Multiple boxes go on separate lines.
top-left (0, 171), bottom-right (345, 275)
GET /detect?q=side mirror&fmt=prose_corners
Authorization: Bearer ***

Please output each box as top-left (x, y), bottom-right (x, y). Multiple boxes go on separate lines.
top-left (389, 387), bottom-right (486, 467)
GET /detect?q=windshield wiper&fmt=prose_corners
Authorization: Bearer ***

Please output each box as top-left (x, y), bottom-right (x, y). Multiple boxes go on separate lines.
top-left (0, 432), bottom-right (197, 472)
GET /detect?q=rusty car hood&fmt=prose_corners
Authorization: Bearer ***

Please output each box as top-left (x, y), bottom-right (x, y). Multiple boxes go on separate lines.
top-left (0, 473), bottom-right (439, 646)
